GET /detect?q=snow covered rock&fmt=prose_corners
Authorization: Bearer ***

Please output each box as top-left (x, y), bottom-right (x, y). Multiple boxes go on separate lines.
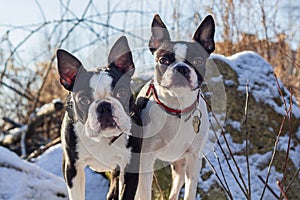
top-left (197, 51), bottom-right (300, 199)
top-left (0, 146), bottom-right (68, 200)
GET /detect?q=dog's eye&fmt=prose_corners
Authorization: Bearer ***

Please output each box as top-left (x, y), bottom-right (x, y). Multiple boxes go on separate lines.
top-left (115, 89), bottom-right (127, 99)
top-left (79, 96), bottom-right (91, 106)
top-left (192, 57), bottom-right (204, 66)
top-left (159, 57), bottom-right (170, 65)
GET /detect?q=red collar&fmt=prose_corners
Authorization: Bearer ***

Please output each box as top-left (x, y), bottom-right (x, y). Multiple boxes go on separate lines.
top-left (146, 81), bottom-right (198, 116)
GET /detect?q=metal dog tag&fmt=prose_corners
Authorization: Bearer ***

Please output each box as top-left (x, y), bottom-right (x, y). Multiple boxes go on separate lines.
top-left (192, 115), bottom-right (201, 134)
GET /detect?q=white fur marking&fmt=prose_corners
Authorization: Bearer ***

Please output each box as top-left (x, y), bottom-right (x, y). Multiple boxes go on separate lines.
top-left (89, 72), bottom-right (113, 99)
top-left (174, 43), bottom-right (187, 61)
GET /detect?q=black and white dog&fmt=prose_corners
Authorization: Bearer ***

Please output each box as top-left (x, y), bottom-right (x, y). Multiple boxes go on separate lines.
top-left (135, 15), bottom-right (215, 200)
top-left (57, 36), bottom-right (142, 200)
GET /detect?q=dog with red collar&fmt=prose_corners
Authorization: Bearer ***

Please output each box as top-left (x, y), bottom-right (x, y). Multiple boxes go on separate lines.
top-left (135, 14), bottom-right (215, 200)
top-left (57, 36), bottom-right (142, 200)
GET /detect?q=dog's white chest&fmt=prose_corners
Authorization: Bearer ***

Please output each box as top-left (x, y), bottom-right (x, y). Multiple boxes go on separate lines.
top-left (141, 96), bottom-right (209, 161)
top-left (74, 124), bottom-right (131, 171)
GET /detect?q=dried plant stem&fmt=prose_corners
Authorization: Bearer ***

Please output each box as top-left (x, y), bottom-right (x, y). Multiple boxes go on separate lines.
top-left (203, 153), bottom-right (230, 197)
top-left (285, 167), bottom-right (300, 194)
top-left (273, 73), bottom-right (295, 200)
top-left (277, 180), bottom-right (289, 200)
top-left (153, 171), bottom-right (164, 200)
top-left (32, 0), bottom-right (91, 111)
top-left (257, 175), bottom-right (280, 199)
top-left (281, 90), bottom-right (293, 186)
top-left (273, 73), bottom-right (288, 113)
top-left (244, 82), bottom-right (251, 200)
top-left (201, 94), bottom-right (248, 197)
top-left (260, 114), bottom-right (287, 200)
top-left (214, 148), bottom-right (234, 199)
top-left (213, 149), bottom-right (233, 199)
top-left (260, 73), bottom-right (289, 200)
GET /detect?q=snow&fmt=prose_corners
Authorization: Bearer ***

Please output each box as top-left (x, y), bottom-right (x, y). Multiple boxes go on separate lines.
top-left (0, 146), bottom-right (68, 200)
top-left (0, 144), bottom-right (109, 200)
top-left (224, 79), bottom-right (236, 86)
top-left (211, 52), bottom-right (300, 118)
top-left (200, 137), bottom-right (283, 200)
top-left (226, 119), bottom-right (242, 131)
top-left (34, 144), bottom-right (110, 200)
top-left (296, 127), bottom-right (300, 140)
top-left (277, 135), bottom-right (300, 168)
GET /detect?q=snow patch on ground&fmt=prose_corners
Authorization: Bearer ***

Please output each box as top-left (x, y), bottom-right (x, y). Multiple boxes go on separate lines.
top-left (0, 146), bottom-right (68, 200)
top-left (34, 144), bottom-right (110, 200)
top-left (277, 135), bottom-right (300, 168)
top-left (200, 143), bottom-right (282, 200)
top-left (0, 144), bottom-right (110, 200)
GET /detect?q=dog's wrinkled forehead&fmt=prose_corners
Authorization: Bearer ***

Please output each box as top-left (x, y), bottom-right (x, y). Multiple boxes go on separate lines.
top-left (71, 69), bottom-right (113, 97)
top-left (155, 41), bottom-right (209, 63)
top-left (89, 71), bottom-right (113, 98)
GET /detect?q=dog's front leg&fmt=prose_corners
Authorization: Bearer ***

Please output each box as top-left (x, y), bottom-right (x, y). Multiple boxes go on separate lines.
top-left (169, 158), bottom-right (186, 200)
top-left (64, 163), bottom-right (86, 200)
top-left (184, 152), bottom-right (202, 200)
top-left (135, 171), bottom-right (154, 200)
top-left (119, 152), bottom-right (141, 200)
top-left (107, 169), bottom-right (120, 200)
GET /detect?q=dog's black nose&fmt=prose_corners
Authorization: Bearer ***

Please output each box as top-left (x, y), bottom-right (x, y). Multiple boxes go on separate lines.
top-left (97, 102), bottom-right (116, 129)
top-left (175, 65), bottom-right (190, 76)
top-left (97, 102), bottom-right (112, 117)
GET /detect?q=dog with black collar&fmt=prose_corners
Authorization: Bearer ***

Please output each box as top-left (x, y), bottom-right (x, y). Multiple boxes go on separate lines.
top-left (135, 14), bottom-right (215, 200)
top-left (57, 36), bottom-right (142, 200)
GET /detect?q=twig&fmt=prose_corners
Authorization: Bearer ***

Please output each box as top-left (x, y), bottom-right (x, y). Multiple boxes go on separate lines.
top-left (32, 0), bottom-right (93, 112)
top-left (202, 95), bottom-right (248, 197)
top-left (273, 73), bottom-right (288, 114)
top-left (285, 167), bottom-right (300, 194)
top-left (203, 150), bottom-right (233, 199)
top-left (279, 49), bottom-right (300, 69)
top-left (257, 175), bottom-right (280, 199)
top-left (2, 117), bottom-right (22, 128)
top-left (0, 80), bottom-right (32, 100)
top-left (260, 113), bottom-right (287, 200)
top-left (213, 149), bottom-right (233, 199)
top-left (26, 137), bottom-right (61, 161)
top-left (277, 180), bottom-right (288, 200)
top-left (209, 117), bottom-right (247, 196)
top-left (153, 171), bottom-right (164, 200)
top-left (260, 73), bottom-right (291, 200)
top-left (244, 81), bottom-right (251, 200)
top-left (281, 89), bottom-right (293, 186)
top-left (0, 21), bottom-right (51, 81)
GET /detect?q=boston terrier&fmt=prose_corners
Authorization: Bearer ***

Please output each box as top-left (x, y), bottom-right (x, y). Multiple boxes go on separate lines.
top-left (57, 36), bottom-right (142, 200)
top-left (135, 14), bottom-right (215, 200)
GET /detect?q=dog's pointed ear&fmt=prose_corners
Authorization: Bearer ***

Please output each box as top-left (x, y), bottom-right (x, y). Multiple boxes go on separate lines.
top-left (149, 14), bottom-right (171, 54)
top-left (108, 36), bottom-right (135, 76)
top-left (57, 49), bottom-right (83, 91)
top-left (193, 15), bottom-right (215, 54)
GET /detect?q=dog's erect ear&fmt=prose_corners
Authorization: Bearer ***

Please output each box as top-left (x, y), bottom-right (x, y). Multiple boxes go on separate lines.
top-left (193, 15), bottom-right (215, 54)
top-left (149, 14), bottom-right (171, 54)
top-left (57, 49), bottom-right (83, 91)
top-left (108, 36), bottom-right (135, 76)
